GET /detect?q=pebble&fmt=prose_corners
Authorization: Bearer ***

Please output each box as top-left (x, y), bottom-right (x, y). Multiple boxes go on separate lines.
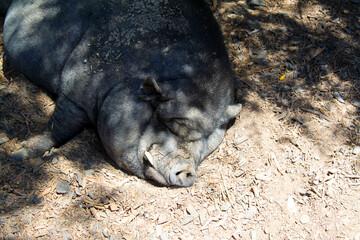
top-left (12, 148), bottom-right (29, 162)
top-left (51, 157), bottom-right (59, 164)
top-left (333, 92), bottom-right (345, 104)
top-left (353, 146), bottom-right (360, 154)
top-left (251, 50), bottom-right (268, 63)
top-left (88, 191), bottom-right (96, 200)
top-left (181, 215), bottom-right (194, 225)
top-left (76, 172), bottom-right (83, 187)
top-left (75, 188), bottom-right (82, 196)
top-left (84, 169), bottom-right (95, 176)
top-left (65, 191), bottom-right (75, 206)
top-left (56, 181), bottom-right (70, 194)
top-left (249, 0), bottom-right (266, 7)
top-left (300, 214), bottom-right (310, 224)
top-left (0, 137), bottom-right (9, 145)
top-left (351, 100), bottom-right (360, 108)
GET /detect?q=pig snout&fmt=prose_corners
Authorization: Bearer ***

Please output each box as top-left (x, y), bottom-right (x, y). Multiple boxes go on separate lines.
top-left (144, 151), bottom-right (197, 187)
top-left (169, 162), bottom-right (196, 187)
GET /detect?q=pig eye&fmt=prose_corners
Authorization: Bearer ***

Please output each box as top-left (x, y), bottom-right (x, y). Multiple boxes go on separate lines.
top-left (163, 118), bottom-right (203, 140)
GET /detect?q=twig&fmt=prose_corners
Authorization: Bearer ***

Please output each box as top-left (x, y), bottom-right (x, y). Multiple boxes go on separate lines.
top-left (301, 108), bottom-right (332, 122)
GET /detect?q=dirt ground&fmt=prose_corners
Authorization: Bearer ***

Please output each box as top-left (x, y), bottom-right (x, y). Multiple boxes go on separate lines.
top-left (1, 0), bottom-right (360, 239)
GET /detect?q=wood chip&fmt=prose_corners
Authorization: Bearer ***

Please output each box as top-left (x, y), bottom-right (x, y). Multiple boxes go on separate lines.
top-left (109, 202), bottom-right (120, 212)
top-left (90, 208), bottom-right (101, 221)
top-left (181, 215), bottom-right (194, 225)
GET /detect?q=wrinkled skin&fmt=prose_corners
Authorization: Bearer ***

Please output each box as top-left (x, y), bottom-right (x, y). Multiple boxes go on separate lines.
top-left (4, 0), bottom-right (241, 187)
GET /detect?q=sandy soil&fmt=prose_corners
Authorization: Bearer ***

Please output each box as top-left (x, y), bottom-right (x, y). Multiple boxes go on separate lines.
top-left (1, 0), bottom-right (360, 239)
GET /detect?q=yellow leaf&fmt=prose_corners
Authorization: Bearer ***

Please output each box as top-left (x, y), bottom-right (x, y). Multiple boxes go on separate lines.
top-left (279, 74), bottom-right (286, 80)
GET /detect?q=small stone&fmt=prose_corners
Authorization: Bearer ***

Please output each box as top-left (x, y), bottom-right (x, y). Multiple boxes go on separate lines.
top-left (56, 181), bottom-right (70, 194)
top-left (75, 188), bottom-right (82, 196)
top-left (65, 191), bottom-right (75, 206)
top-left (333, 92), bottom-right (345, 104)
top-left (250, 0), bottom-right (266, 6)
top-left (76, 172), bottom-right (83, 187)
top-left (88, 191), bottom-right (96, 200)
top-left (12, 148), bottom-right (29, 162)
top-left (51, 157), bottom-right (59, 164)
top-left (351, 100), bottom-right (360, 108)
top-left (353, 146), bottom-right (360, 154)
top-left (0, 137), bottom-right (9, 145)
top-left (84, 169), bottom-right (95, 176)
top-left (221, 202), bottom-right (231, 212)
top-left (300, 214), bottom-right (310, 224)
top-left (181, 215), bottom-right (194, 225)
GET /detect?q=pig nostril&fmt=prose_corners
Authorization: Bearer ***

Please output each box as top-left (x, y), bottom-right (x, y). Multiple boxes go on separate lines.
top-left (170, 166), bottom-right (196, 187)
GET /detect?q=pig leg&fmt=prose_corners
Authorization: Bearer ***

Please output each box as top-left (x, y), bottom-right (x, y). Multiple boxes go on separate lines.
top-left (12, 95), bottom-right (88, 161)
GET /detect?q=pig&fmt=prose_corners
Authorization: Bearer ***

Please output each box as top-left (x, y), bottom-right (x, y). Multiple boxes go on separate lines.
top-left (4, 0), bottom-right (242, 187)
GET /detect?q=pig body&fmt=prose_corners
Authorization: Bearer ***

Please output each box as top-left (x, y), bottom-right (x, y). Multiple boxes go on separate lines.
top-left (4, 0), bottom-right (241, 187)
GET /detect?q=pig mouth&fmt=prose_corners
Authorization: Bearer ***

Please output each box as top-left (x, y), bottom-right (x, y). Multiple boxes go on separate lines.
top-left (142, 150), bottom-right (196, 187)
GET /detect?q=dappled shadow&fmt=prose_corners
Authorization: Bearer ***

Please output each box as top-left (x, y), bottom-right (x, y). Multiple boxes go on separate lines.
top-left (214, 0), bottom-right (359, 146)
top-left (1, 0), bottom-right (360, 238)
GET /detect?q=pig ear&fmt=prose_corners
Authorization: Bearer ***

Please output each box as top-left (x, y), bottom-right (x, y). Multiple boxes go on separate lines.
top-left (224, 103), bottom-right (242, 119)
top-left (142, 77), bottom-right (163, 95)
top-left (140, 77), bottom-right (164, 101)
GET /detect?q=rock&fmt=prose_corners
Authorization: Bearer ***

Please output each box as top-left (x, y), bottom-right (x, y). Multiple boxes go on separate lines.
top-left (88, 191), bottom-right (96, 200)
top-left (300, 214), bottom-right (310, 224)
top-left (250, 0), bottom-right (266, 6)
top-left (65, 191), bottom-right (75, 205)
top-left (351, 100), bottom-right (360, 108)
top-left (353, 146), bottom-right (360, 154)
top-left (0, 137), bottom-right (9, 145)
top-left (333, 92), bottom-right (345, 104)
top-left (76, 172), bottom-right (83, 187)
top-left (51, 157), bottom-right (59, 164)
top-left (84, 169), bottom-right (95, 176)
top-left (181, 215), bottom-right (194, 225)
top-left (12, 148), bottom-right (29, 162)
top-left (251, 50), bottom-right (268, 64)
top-left (56, 181), bottom-right (70, 194)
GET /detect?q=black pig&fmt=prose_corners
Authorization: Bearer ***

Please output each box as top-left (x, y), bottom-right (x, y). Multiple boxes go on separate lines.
top-left (4, 0), bottom-right (242, 187)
